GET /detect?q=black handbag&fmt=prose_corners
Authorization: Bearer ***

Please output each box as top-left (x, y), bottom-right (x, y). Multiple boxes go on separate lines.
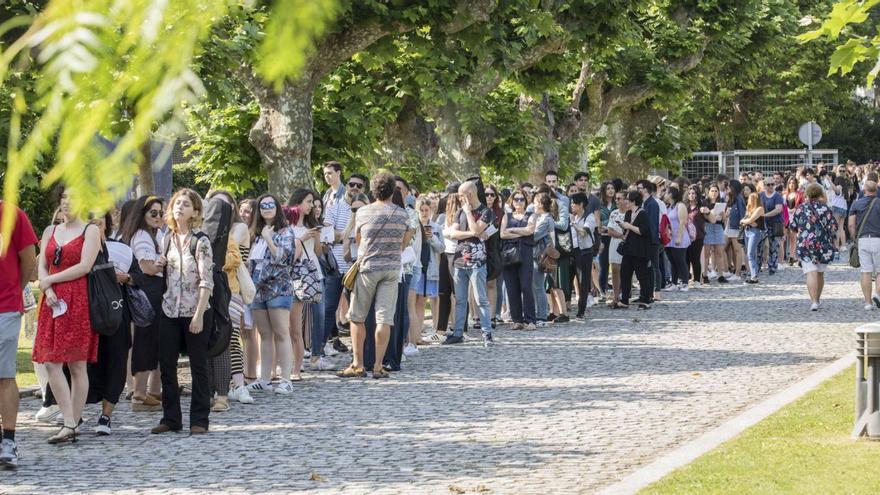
top-left (88, 243), bottom-right (124, 336)
top-left (501, 243), bottom-right (520, 267)
top-left (126, 285), bottom-right (155, 327)
top-left (772, 221), bottom-right (784, 238)
top-left (318, 246), bottom-right (341, 278)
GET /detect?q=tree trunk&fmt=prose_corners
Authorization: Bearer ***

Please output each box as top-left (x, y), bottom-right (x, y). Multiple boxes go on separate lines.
top-left (380, 96), bottom-right (438, 167)
top-left (249, 83), bottom-right (315, 201)
top-left (433, 102), bottom-right (492, 181)
top-left (136, 139), bottom-right (154, 196)
top-left (601, 110), bottom-right (654, 181)
top-left (528, 93), bottom-right (561, 184)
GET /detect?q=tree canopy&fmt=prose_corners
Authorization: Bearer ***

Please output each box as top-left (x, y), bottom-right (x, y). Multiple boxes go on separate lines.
top-left (1, 0), bottom-right (876, 246)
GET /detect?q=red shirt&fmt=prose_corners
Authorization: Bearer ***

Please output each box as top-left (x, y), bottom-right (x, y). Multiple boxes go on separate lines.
top-left (0, 203), bottom-right (39, 313)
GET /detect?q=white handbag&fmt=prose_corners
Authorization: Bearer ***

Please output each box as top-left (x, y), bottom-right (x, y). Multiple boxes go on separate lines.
top-left (237, 263), bottom-right (256, 304)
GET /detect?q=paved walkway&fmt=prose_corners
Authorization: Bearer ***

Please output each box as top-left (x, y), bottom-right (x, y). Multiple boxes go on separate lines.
top-left (5, 263), bottom-right (871, 494)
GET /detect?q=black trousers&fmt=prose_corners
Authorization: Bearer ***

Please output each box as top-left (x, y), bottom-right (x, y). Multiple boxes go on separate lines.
top-left (131, 275), bottom-right (163, 373)
top-left (503, 249), bottom-right (535, 324)
top-left (620, 255), bottom-right (652, 305)
top-left (87, 319), bottom-right (132, 405)
top-left (575, 249), bottom-right (593, 316)
top-left (667, 247), bottom-right (689, 285)
top-left (687, 238), bottom-right (704, 282)
top-left (158, 314), bottom-right (211, 430)
top-left (437, 253), bottom-right (454, 332)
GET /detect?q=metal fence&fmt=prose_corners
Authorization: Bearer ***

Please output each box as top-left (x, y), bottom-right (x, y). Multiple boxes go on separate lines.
top-left (680, 149), bottom-right (839, 182)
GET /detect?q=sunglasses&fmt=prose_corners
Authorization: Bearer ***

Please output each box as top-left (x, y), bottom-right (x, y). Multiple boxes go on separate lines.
top-left (513, 197), bottom-right (526, 203)
top-left (486, 192), bottom-right (496, 197)
top-left (148, 209), bottom-right (163, 218)
top-left (53, 245), bottom-right (62, 267)
top-left (348, 182), bottom-right (364, 189)
top-left (259, 202), bottom-right (276, 210)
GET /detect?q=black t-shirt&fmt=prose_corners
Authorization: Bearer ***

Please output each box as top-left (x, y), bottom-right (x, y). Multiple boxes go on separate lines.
top-left (453, 204), bottom-right (495, 268)
top-left (623, 209), bottom-right (652, 259)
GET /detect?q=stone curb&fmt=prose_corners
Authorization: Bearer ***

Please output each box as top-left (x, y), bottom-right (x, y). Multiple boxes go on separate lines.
top-left (595, 352), bottom-right (857, 495)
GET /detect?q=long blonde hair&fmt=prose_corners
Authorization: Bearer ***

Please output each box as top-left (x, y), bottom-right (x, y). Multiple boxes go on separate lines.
top-left (165, 188), bottom-right (204, 233)
top-left (445, 194), bottom-right (462, 226)
top-left (746, 192), bottom-right (761, 214)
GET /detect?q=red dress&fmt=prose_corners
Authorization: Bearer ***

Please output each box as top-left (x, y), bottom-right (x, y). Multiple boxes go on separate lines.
top-left (33, 230), bottom-right (99, 363)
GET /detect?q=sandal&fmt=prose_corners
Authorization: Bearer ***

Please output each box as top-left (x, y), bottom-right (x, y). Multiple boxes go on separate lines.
top-left (372, 368), bottom-right (390, 379)
top-left (612, 302), bottom-right (629, 309)
top-left (48, 425), bottom-right (78, 444)
top-left (336, 365), bottom-right (367, 378)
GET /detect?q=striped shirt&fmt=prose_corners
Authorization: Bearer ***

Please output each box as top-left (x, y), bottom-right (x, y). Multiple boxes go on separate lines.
top-left (356, 203), bottom-right (409, 273)
top-left (323, 184), bottom-right (351, 274)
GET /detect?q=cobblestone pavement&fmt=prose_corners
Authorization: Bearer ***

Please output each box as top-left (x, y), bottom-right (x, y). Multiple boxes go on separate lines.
top-left (4, 263), bottom-right (871, 494)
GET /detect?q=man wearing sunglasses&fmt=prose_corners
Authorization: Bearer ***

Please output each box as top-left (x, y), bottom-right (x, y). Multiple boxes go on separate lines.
top-left (0, 201), bottom-right (38, 469)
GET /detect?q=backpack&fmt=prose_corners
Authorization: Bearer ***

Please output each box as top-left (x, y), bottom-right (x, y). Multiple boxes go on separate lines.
top-left (163, 198), bottom-right (233, 358)
top-left (660, 214), bottom-right (672, 245)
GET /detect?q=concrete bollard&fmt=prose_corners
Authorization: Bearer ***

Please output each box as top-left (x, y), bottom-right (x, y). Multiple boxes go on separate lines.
top-left (853, 322), bottom-right (880, 439)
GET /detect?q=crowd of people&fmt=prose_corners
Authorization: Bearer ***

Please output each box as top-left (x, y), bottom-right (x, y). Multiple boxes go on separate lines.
top-left (1, 159), bottom-right (879, 468)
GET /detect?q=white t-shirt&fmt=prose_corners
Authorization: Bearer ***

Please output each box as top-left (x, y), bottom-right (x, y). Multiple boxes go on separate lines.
top-left (131, 229), bottom-right (163, 277)
top-left (571, 213), bottom-right (597, 249)
top-left (106, 240), bottom-right (134, 274)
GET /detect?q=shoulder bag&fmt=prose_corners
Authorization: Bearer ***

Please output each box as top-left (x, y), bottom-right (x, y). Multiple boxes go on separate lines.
top-left (89, 240), bottom-right (125, 336)
top-left (850, 198), bottom-right (877, 268)
top-left (292, 239), bottom-right (323, 303)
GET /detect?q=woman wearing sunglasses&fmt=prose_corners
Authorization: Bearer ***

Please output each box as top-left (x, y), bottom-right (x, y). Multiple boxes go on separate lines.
top-left (33, 186), bottom-right (102, 443)
top-left (117, 194), bottom-right (167, 412)
top-left (500, 188), bottom-right (537, 330)
top-left (246, 194), bottom-right (299, 395)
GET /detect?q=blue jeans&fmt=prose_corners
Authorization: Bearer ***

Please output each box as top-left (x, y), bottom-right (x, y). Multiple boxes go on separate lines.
top-left (453, 265), bottom-right (491, 338)
top-left (322, 274), bottom-right (343, 345)
top-left (532, 261), bottom-right (549, 320)
top-left (310, 298), bottom-right (325, 357)
top-left (745, 227), bottom-right (762, 279)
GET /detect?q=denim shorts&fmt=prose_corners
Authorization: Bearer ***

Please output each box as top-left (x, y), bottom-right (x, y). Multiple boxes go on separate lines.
top-left (832, 206), bottom-right (847, 218)
top-left (250, 295), bottom-right (293, 311)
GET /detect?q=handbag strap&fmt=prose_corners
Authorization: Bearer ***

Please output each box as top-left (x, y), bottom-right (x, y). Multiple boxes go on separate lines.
top-left (857, 197), bottom-right (878, 239)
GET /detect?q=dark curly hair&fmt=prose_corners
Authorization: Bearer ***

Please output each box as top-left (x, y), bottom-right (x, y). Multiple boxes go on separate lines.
top-left (371, 172), bottom-right (396, 201)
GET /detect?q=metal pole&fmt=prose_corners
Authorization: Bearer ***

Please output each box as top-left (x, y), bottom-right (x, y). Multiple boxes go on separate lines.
top-left (807, 122), bottom-right (814, 168)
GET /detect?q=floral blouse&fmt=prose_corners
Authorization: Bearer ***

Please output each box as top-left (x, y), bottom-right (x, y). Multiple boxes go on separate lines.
top-left (162, 231), bottom-right (214, 318)
top-left (790, 200), bottom-right (838, 264)
top-left (248, 226), bottom-right (296, 303)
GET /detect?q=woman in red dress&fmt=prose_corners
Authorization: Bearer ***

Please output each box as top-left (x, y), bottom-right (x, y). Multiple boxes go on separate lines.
top-left (33, 187), bottom-right (101, 444)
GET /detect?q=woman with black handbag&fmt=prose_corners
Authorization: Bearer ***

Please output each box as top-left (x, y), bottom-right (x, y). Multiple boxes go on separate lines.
top-left (570, 193), bottom-right (597, 319)
top-left (86, 213), bottom-right (142, 436)
top-left (500, 188), bottom-right (537, 330)
top-left (33, 186), bottom-right (102, 443)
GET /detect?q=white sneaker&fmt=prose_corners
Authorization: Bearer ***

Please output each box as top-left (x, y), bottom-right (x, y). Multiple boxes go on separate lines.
top-left (721, 271), bottom-right (734, 279)
top-left (35, 405), bottom-right (62, 424)
top-left (661, 285), bottom-right (679, 292)
top-left (536, 320), bottom-right (551, 328)
top-left (679, 284), bottom-right (690, 292)
top-left (865, 304), bottom-right (874, 311)
top-left (810, 303), bottom-right (819, 312)
top-left (586, 295), bottom-right (596, 308)
top-left (310, 357), bottom-right (335, 371)
top-left (323, 341), bottom-right (339, 357)
top-left (274, 380), bottom-right (293, 395)
top-left (303, 349), bottom-right (311, 359)
top-left (727, 274), bottom-right (742, 281)
top-left (707, 270), bottom-right (719, 280)
top-left (246, 379), bottom-right (273, 393)
top-left (692, 281), bottom-right (701, 289)
top-left (403, 343), bottom-right (419, 357)
top-left (229, 385), bottom-right (255, 404)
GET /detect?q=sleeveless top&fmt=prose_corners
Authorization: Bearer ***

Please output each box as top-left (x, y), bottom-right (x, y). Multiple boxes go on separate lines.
top-left (666, 204), bottom-right (691, 249)
top-left (505, 211), bottom-right (534, 251)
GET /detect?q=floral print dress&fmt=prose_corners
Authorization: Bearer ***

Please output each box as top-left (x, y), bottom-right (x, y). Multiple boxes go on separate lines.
top-left (790, 200), bottom-right (838, 264)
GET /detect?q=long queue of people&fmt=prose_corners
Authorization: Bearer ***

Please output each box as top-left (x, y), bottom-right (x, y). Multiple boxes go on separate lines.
top-left (0, 160), bottom-right (876, 469)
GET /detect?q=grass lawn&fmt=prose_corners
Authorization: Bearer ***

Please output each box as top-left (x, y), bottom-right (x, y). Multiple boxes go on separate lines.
top-left (641, 366), bottom-right (880, 495)
top-left (16, 326), bottom-right (36, 389)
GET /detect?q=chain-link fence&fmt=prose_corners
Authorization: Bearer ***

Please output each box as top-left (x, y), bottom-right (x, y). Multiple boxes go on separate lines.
top-left (680, 149), bottom-right (839, 182)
